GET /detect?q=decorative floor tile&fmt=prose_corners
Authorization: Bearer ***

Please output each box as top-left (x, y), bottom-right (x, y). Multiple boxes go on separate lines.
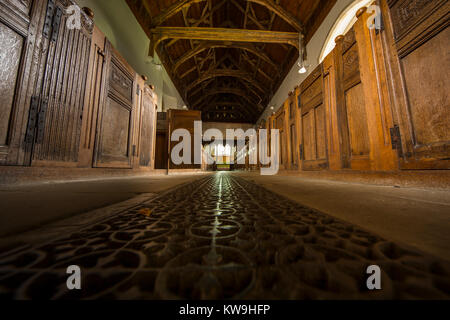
top-left (0, 174), bottom-right (449, 299)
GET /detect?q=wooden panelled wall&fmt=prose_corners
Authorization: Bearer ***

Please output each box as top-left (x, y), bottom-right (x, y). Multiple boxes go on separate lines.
top-left (0, 0), bottom-right (158, 171)
top-left (270, 2), bottom-right (449, 172)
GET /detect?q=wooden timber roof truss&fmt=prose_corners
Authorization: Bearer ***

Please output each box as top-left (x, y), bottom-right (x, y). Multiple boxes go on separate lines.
top-left (126, 0), bottom-right (336, 123)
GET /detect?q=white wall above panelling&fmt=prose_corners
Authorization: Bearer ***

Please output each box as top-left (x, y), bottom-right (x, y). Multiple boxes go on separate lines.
top-left (76, 0), bottom-right (186, 112)
top-left (258, 0), bottom-right (370, 125)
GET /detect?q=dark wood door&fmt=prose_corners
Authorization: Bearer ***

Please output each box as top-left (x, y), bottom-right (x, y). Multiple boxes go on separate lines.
top-left (139, 85), bottom-right (157, 167)
top-left (31, 0), bottom-right (93, 166)
top-left (383, 0), bottom-right (449, 169)
top-left (155, 133), bottom-right (168, 169)
top-left (299, 65), bottom-right (328, 170)
top-left (77, 25), bottom-right (106, 168)
top-left (288, 96), bottom-right (298, 170)
top-left (275, 111), bottom-right (286, 170)
top-left (94, 41), bottom-right (136, 168)
top-left (0, 0), bottom-right (43, 165)
top-left (168, 109), bottom-right (201, 170)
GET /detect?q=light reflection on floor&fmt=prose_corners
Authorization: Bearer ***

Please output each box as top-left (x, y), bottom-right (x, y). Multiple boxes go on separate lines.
top-left (0, 173), bottom-right (449, 299)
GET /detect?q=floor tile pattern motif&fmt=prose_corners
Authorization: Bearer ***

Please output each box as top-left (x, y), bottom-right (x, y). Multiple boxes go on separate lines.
top-left (0, 174), bottom-right (449, 299)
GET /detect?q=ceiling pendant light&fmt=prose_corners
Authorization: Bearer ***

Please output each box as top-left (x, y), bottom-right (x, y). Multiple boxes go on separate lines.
top-left (147, 57), bottom-right (163, 71)
top-left (298, 65), bottom-right (307, 74)
top-left (297, 33), bottom-right (309, 74)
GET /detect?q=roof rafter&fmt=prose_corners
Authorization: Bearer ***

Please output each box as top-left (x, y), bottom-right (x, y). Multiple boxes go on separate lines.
top-left (198, 97), bottom-right (257, 120)
top-left (150, 0), bottom-right (303, 32)
top-left (191, 87), bottom-right (262, 113)
top-left (151, 0), bottom-right (206, 27)
top-left (248, 0), bottom-right (303, 32)
top-left (184, 69), bottom-right (266, 95)
top-left (172, 41), bottom-right (280, 76)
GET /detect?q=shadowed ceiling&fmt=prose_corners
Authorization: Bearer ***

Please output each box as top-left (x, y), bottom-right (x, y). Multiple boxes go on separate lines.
top-left (126, 0), bottom-right (336, 123)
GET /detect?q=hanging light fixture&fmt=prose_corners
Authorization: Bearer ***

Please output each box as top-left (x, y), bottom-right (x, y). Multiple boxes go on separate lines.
top-left (147, 57), bottom-right (163, 71)
top-left (297, 33), bottom-right (309, 74)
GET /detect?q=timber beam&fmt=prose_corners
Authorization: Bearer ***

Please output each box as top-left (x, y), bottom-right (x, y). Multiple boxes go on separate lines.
top-left (149, 27), bottom-right (299, 57)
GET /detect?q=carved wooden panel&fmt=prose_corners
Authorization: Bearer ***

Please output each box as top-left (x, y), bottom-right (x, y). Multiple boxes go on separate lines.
top-left (94, 42), bottom-right (136, 168)
top-left (345, 83), bottom-right (370, 158)
top-left (315, 104), bottom-right (327, 160)
top-left (287, 94), bottom-right (298, 169)
top-left (0, 0), bottom-right (43, 165)
top-left (301, 104), bottom-right (327, 165)
top-left (105, 98), bottom-right (132, 157)
top-left (139, 86), bottom-right (157, 167)
top-left (333, 25), bottom-right (371, 170)
top-left (289, 102), bottom-right (295, 120)
top-left (299, 64), bottom-right (328, 170)
top-left (385, 0), bottom-right (449, 169)
top-left (77, 26), bottom-right (106, 167)
top-left (110, 63), bottom-right (133, 103)
top-left (0, 22), bottom-right (23, 147)
top-left (388, 0), bottom-right (445, 41)
top-left (32, 0), bottom-right (94, 165)
top-left (342, 43), bottom-right (360, 87)
top-left (342, 28), bottom-right (356, 53)
top-left (7, 0), bottom-right (33, 16)
top-left (322, 52), bottom-right (342, 171)
top-left (274, 110), bottom-right (286, 168)
top-left (300, 65), bottom-right (322, 92)
top-left (290, 123), bottom-right (297, 165)
top-left (302, 111), bottom-right (314, 161)
top-left (401, 28), bottom-right (449, 146)
top-left (301, 78), bottom-right (323, 112)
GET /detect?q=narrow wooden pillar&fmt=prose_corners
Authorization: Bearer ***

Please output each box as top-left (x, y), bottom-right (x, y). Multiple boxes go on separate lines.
top-left (322, 51), bottom-right (342, 171)
top-left (353, 7), bottom-right (398, 171)
top-left (294, 85), bottom-right (303, 172)
top-left (333, 35), bottom-right (352, 169)
top-left (283, 98), bottom-right (291, 170)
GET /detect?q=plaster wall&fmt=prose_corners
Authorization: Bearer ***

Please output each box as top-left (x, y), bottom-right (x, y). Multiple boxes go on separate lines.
top-left (76, 0), bottom-right (186, 112)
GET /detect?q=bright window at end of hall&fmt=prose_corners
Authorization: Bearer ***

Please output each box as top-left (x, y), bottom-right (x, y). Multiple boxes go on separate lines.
top-left (217, 144), bottom-right (232, 157)
top-left (319, 0), bottom-right (374, 63)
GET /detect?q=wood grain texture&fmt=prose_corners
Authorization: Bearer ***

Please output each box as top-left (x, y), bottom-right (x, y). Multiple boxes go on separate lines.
top-left (31, 0), bottom-right (93, 165)
top-left (382, 0), bottom-right (449, 169)
top-left (0, 0), bottom-right (43, 165)
top-left (0, 22), bottom-right (23, 146)
top-left (94, 41), bottom-right (136, 169)
top-left (168, 109), bottom-right (201, 170)
top-left (299, 65), bottom-right (328, 170)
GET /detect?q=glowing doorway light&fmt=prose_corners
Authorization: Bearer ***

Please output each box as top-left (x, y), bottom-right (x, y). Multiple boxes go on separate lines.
top-left (217, 144), bottom-right (232, 157)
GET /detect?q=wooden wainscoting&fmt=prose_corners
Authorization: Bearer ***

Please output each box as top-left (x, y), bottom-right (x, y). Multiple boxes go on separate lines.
top-left (30, 0), bottom-right (94, 167)
top-left (382, 0), bottom-right (449, 169)
top-left (274, 107), bottom-right (287, 171)
top-left (298, 65), bottom-right (329, 171)
top-left (93, 42), bottom-right (137, 169)
top-left (137, 81), bottom-right (158, 169)
top-left (286, 92), bottom-right (299, 170)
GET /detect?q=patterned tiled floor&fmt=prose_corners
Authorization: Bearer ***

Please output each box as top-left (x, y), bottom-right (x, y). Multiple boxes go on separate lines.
top-left (0, 174), bottom-right (449, 299)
